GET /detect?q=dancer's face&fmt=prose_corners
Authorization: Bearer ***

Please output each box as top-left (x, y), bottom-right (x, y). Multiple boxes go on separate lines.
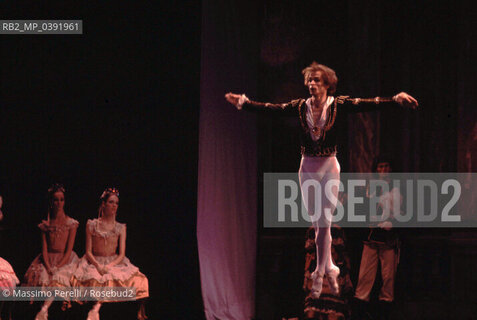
top-left (103, 195), bottom-right (119, 216)
top-left (51, 191), bottom-right (65, 212)
top-left (376, 162), bottom-right (391, 179)
top-left (307, 71), bottom-right (329, 98)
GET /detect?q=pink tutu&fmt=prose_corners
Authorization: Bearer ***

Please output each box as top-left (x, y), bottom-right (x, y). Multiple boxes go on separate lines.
top-left (24, 252), bottom-right (80, 287)
top-left (24, 217), bottom-right (80, 287)
top-left (0, 257), bottom-right (19, 289)
top-left (73, 255), bottom-right (141, 284)
top-left (71, 255), bottom-right (149, 300)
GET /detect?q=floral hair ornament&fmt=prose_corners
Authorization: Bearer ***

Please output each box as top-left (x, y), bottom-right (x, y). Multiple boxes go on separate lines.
top-left (100, 187), bottom-right (120, 200)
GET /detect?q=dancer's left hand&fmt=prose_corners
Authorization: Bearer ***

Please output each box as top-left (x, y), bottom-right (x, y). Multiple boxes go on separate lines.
top-left (393, 92), bottom-right (418, 109)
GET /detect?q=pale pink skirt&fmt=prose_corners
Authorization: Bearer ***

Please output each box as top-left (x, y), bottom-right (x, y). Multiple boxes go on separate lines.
top-left (0, 257), bottom-right (19, 288)
top-left (24, 252), bottom-right (79, 287)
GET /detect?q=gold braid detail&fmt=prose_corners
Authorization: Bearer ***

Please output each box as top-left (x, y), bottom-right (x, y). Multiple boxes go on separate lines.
top-left (350, 97), bottom-right (394, 104)
top-left (324, 98), bottom-right (338, 131)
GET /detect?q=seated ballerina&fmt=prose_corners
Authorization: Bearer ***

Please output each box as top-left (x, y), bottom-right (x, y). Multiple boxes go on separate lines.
top-left (71, 188), bottom-right (149, 320)
top-left (23, 184), bottom-right (80, 320)
top-left (1, 195), bottom-right (20, 320)
top-left (0, 195), bottom-right (20, 290)
top-left (0, 257), bottom-right (19, 289)
top-left (0, 256), bottom-right (19, 318)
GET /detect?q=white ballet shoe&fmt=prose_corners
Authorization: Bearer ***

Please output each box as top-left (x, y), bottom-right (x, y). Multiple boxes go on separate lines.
top-left (325, 265), bottom-right (340, 296)
top-left (87, 308), bottom-right (100, 320)
top-left (310, 269), bottom-right (322, 280)
top-left (35, 308), bottom-right (48, 320)
top-left (310, 271), bottom-right (324, 299)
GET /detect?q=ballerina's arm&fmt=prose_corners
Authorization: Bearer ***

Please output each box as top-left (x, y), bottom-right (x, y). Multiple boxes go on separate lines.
top-left (41, 232), bottom-right (53, 275)
top-left (105, 225), bottom-right (126, 270)
top-left (57, 224), bottom-right (78, 268)
top-left (85, 224), bottom-right (103, 273)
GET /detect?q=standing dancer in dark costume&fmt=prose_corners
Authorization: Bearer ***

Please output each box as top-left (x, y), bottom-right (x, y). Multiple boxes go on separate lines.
top-left (353, 157), bottom-right (401, 319)
top-left (225, 62), bottom-right (418, 298)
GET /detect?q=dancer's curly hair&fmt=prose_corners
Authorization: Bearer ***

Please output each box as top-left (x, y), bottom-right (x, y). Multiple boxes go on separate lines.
top-left (301, 61), bottom-right (338, 95)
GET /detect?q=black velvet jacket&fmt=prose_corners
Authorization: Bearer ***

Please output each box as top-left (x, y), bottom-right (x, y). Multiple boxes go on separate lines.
top-left (242, 96), bottom-right (396, 157)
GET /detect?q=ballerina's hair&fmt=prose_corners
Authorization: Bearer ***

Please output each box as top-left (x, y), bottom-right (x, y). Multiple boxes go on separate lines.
top-left (47, 183), bottom-right (66, 222)
top-left (301, 62), bottom-right (338, 96)
top-left (98, 187), bottom-right (120, 218)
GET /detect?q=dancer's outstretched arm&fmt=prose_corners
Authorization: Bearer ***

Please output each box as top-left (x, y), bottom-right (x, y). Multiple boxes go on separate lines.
top-left (339, 92), bottom-right (418, 110)
top-left (225, 92), bottom-right (302, 111)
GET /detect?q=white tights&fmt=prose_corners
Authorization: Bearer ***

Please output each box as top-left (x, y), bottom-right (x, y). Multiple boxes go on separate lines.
top-left (299, 156), bottom-right (340, 277)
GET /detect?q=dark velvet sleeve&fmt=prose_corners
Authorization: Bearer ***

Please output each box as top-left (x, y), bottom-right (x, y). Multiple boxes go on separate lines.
top-left (241, 98), bottom-right (304, 114)
top-left (336, 95), bottom-right (398, 113)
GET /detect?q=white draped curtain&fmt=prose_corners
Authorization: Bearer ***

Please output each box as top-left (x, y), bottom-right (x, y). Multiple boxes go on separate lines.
top-left (197, 0), bottom-right (259, 319)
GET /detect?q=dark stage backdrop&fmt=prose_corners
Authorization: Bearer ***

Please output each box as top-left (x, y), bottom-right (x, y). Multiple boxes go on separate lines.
top-left (0, 2), bottom-right (202, 319)
top-left (201, 0), bottom-right (477, 319)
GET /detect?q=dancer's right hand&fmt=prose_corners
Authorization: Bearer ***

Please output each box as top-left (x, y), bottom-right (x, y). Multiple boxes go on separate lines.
top-left (225, 93), bottom-right (241, 106)
top-left (99, 265), bottom-right (111, 275)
